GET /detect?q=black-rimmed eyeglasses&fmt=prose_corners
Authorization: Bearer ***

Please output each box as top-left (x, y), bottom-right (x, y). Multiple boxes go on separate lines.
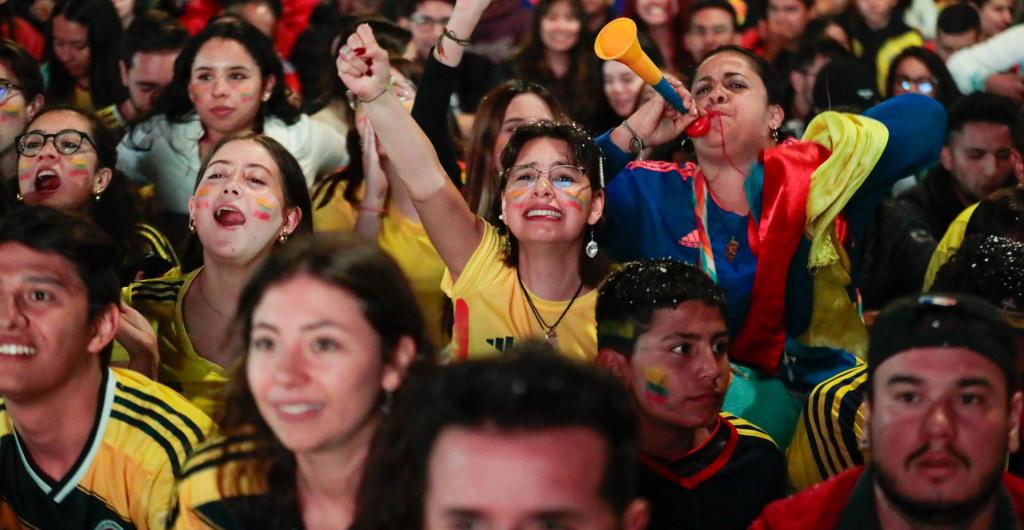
top-left (16, 130), bottom-right (96, 157)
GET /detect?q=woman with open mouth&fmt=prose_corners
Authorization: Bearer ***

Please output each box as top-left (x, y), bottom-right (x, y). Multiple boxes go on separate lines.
top-left (340, 25), bottom-right (610, 362)
top-left (15, 105), bottom-right (179, 284)
top-left (116, 131), bottom-right (313, 417)
top-left (596, 45), bottom-right (946, 387)
top-left (117, 20), bottom-right (345, 245)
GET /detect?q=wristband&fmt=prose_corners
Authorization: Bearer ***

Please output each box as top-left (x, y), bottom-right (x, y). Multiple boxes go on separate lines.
top-left (436, 26), bottom-right (471, 60)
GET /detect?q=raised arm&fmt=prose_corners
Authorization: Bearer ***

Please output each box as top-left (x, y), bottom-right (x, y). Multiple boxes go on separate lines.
top-left (338, 24), bottom-right (483, 278)
top-left (410, 0), bottom-right (493, 186)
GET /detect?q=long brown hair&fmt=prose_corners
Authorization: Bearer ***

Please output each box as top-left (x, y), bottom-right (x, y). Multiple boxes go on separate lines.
top-left (214, 233), bottom-right (434, 528)
top-left (463, 80), bottom-right (565, 224)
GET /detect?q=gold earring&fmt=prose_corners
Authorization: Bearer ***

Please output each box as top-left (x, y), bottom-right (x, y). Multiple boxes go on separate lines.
top-left (94, 192), bottom-right (102, 202)
top-left (279, 231), bottom-right (289, 243)
top-left (188, 218), bottom-right (196, 232)
top-left (15, 192), bottom-right (22, 202)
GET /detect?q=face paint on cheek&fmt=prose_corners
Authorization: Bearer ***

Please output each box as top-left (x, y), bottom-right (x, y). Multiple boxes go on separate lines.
top-left (504, 188), bottom-right (529, 210)
top-left (645, 366), bottom-right (669, 406)
top-left (240, 90), bottom-right (258, 104)
top-left (17, 163), bottom-right (33, 182)
top-left (67, 157), bottom-right (91, 179)
top-left (254, 196), bottom-right (275, 221)
top-left (0, 99), bottom-right (24, 120)
top-left (559, 188), bottom-right (586, 211)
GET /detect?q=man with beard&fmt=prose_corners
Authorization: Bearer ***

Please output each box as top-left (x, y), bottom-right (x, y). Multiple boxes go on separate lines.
top-left (755, 293), bottom-right (1024, 529)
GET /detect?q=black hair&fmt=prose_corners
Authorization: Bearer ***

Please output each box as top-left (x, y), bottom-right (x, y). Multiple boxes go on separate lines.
top-left (352, 344), bottom-right (640, 530)
top-left (495, 120), bottom-right (610, 288)
top-left (45, 0), bottom-right (128, 109)
top-left (947, 91), bottom-right (1018, 142)
top-left (154, 19), bottom-right (299, 128)
top-left (120, 10), bottom-right (188, 67)
top-left (965, 186), bottom-right (1024, 241)
top-left (215, 232), bottom-right (434, 528)
top-left (224, 0), bottom-right (284, 19)
top-left (885, 46), bottom-right (962, 106)
top-left (937, 2), bottom-right (981, 34)
top-left (933, 235), bottom-right (1024, 315)
top-left (694, 45), bottom-right (784, 107)
top-left (0, 205), bottom-right (120, 362)
top-left (689, 0), bottom-right (739, 31)
top-left (22, 105), bottom-right (141, 270)
top-left (597, 259), bottom-right (726, 354)
top-left (0, 39), bottom-right (43, 101)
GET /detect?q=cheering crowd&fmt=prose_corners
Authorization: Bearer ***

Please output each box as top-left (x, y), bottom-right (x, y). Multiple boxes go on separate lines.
top-left (0, 0), bottom-right (1022, 527)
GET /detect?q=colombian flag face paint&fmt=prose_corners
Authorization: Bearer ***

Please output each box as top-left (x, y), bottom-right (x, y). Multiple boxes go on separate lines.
top-left (645, 366), bottom-right (669, 405)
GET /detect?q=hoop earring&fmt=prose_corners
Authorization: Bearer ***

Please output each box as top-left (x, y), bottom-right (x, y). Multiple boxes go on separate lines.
top-left (585, 227), bottom-right (598, 258)
top-left (187, 218), bottom-right (195, 232)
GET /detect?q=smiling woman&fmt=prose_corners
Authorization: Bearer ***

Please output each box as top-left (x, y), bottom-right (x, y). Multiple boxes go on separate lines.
top-left (117, 132), bottom-right (312, 417)
top-left (167, 233), bottom-right (431, 530)
top-left (339, 25), bottom-right (610, 360)
top-left (117, 20), bottom-right (346, 237)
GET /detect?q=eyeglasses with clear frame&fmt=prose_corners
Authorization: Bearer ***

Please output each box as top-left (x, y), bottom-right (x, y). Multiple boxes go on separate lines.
top-left (16, 130), bottom-right (97, 157)
top-left (504, 163), bottom-right (589, 192)
top-left (896, 76), bottom-right (937, 95)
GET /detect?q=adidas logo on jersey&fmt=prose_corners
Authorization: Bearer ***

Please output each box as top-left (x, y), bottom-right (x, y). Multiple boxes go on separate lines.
top-left (678, 230), bottom-right (701, 248)
top-left (486, 336), bottom-right (516, 352)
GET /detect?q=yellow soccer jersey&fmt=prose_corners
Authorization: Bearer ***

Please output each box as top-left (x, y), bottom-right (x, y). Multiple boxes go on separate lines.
top-left (169, 435), bottom-right (281, 530)
top-left (922, 203), bottom-right (977, 291)
top-left (786, 364), bottom-right (868, 491)
top-left (120, 268), bottom-right (230, 418)
top-left (314, 187), bottom-right (449, 347)
top-left (0, 368), bottom-right (213, 529)
top-left (441, 223), bottom-right (598, 361)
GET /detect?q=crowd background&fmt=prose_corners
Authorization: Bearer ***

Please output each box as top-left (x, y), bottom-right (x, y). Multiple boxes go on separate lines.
top-left (0, 0), bottom-right (1023, 527)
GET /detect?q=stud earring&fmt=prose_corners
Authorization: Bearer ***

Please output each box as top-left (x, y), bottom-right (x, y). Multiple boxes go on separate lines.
top-left (585, 228), bottom-right (598, 258)
top-left (188, 218), bottom-right (196, 232)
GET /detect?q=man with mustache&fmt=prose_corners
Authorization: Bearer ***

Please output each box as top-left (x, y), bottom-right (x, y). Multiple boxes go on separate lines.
top-left (755, 293), bottom-right (1024, 529)
top-left (596, 259), bottom-right (785, 530)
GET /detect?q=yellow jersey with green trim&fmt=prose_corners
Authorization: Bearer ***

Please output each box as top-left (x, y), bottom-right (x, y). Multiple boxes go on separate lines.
top-left (313, 185), bottom-right (448, 347)
top-left (119, 268), bottom-right (229, 418)
top-left (0, 368), bottom-right (213, 529)
top-left (786, 364), bottom-right (868, 491)
top-left (169, 435), bottom-right (288, 530)
top-left (440, 223), bottom-right (598, 361)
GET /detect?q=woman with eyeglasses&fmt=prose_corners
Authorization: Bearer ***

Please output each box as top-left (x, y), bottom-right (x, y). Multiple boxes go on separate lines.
top-left (340, 25), bottom-right (609, 361)
top-left (886, 46), bottom-right (962, 108)
top-left (117, 131), bottom-right (313, 414)
top-left (118, 20), bottom-right (346, 244)
top-left (14, 105), bottom-right (179, 285)
top-left (313, 59), bottom-right (450, 348)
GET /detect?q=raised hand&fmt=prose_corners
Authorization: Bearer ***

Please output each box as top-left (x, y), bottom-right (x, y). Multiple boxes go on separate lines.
top-left (622, 76), bottom-right (700, 148)
top-left (337, 24), bottom-right (392, 104)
